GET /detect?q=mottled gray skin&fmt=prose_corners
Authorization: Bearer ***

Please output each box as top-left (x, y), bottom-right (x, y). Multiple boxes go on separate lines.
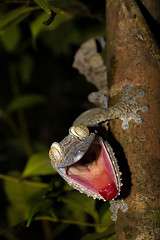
top-left (50, 85), bottom-right (148, 221)
top-left (52, 84), bottom-right (149, 170)
top-left (74, 85), bottom-right (148, 130)
top-left (49, 38), bottom-right (149, 221)
top-left (74, 84), bottom-right (148, 220)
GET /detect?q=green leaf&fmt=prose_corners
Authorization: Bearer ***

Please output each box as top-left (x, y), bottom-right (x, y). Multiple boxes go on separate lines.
top-left (18, 54), bottom-right (34, 84)
top-left (49, 0), bottom-right (90, 16)
top-left (34, 0), bottom-right (51, 14)
top-left (30, 13), bottom-right (47, 40)
top-left (106, 235), bottom-right (116, 240)
top-left (80, 225), bottom-right (115, 240)
top-left (4, 174), bottom-right (45, 224)
top-left (41, 18), bottom-right (105, 56)
top-left (22, 153), bottom-right (55, 177)
top-left (96, 204), bottom-right (113, 233)
top-left (0, 24), bottom-right (21, 52)
top-left (0, 6), bottom-right (38, 31)
top-left (30, 10), bottom-right (71, 41)
top-left (60, 191), bottom-right (98, 222)
top-left (26, 190), bottom-right (55, 227)
top-left (7, 94), bottom-right (46, 112)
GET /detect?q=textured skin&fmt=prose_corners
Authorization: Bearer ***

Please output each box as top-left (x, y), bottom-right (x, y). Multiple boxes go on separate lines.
top-left (50, 131), bottom-right (95, 168)
top-left (73, 85), bottom-right (148, 129)
top-left (72, 37), bottom-right (107, 90)
top-left (49, 38), bottom-right (148, 221)
top-left (51, 135), bottom-right (122, 202)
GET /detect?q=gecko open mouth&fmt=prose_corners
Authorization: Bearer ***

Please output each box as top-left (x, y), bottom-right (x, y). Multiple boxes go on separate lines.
top-left (65, 136), bottom-right (119, 201)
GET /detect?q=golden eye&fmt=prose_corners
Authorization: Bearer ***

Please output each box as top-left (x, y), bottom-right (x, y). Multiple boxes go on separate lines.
top-left (49, 142), bottom-right (62, 163)
top-left (69, 125), bottom-right (90, 139)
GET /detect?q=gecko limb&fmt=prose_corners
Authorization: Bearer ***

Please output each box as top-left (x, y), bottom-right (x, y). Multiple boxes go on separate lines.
top-left (72, 37), bottom-right (107, 90)
top-left (119, 85), bottom-right (149, 130)
top-left (49, 37), bottom-right (149, 222)
top-left (109, 199), bottom-right (128, 221)
top-left (88, 88), bottom-right (108, 108)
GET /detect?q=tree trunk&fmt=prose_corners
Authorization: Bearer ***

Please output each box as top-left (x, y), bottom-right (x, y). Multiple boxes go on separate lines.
top-left (106, 0), bottom-right (160, 239)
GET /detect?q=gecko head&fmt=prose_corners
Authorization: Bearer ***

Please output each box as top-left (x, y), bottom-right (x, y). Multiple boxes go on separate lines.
top-left (49, 125), bottom-right (95, 167)
top-left (49, 125), bottom-right (122, 201)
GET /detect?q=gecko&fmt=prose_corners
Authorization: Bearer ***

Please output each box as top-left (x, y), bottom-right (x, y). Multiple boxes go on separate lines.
top-left (49, 37), bottom-right (149, 221)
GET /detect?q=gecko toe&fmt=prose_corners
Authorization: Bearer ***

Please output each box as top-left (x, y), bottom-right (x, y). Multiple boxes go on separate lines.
top-left (140, 103), bottom-right (149, 112)
top-left (120, 202), bottom-right (128, 212)
top-left (123, 84), bottom-right (132, 94)
top-left (134, 114), bottom-right (143, 124)
top-left (111, 214), bottom-right (117, 221)
top-left (135, 88), bottom-right (146, 98)
top-left (122, 85), bottom-right (132, 100)
top-left (121, 121), bottom-right (130, 130)
top-left (109, 199), bottom-right (128, 221)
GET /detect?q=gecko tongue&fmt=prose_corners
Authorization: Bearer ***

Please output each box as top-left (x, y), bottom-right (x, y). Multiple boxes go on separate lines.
top-left (92, 170), bottom-right (118, 201)
top-left (66, 137), bottom-right (118, 201)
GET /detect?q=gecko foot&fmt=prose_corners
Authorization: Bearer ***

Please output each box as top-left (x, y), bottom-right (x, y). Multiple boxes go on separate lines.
top-left (109, 199), bottom-right (128, 221)
top-left (119, 85), bottom-right (149, 130)
top-left (88, 88), bottom-right (108, 108)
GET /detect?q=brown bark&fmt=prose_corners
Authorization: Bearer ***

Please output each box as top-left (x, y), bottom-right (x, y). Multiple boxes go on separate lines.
top-left (106, 0), bottom-right (160, 239)
top-left (139, 0), bottom-right (160, 23)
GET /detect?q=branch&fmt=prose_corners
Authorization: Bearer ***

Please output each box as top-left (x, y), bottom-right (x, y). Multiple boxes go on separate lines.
top-left (106, 0), bottom-right (160, 239)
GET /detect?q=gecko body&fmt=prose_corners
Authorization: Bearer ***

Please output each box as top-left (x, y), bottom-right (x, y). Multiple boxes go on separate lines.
top-left (49, 38), bottom-right (148, 221)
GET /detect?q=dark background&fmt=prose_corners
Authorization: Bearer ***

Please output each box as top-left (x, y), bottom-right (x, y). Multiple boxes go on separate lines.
top-left (0, 1), bottom-right (116, 240)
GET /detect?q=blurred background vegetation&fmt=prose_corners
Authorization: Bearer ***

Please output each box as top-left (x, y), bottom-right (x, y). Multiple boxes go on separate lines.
top-left (0, 0), bottom-right (116, 239)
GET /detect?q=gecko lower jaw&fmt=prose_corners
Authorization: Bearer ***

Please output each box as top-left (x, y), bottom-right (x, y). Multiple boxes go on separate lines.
top-left (58, 135), bottom-right (121, 201)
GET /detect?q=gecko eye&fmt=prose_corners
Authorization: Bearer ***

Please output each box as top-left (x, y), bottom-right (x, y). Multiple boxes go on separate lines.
top-left (69, 125), bottom-right (90, 139)
top-left (49, 142), bottom-right (62, 163)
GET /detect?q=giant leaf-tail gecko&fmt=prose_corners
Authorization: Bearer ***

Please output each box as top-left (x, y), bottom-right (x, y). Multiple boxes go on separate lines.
top-left (49, 38), bottom-right (149, 221)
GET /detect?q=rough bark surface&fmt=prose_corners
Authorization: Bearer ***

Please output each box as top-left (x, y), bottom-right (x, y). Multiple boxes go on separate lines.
top-left (106, 0), bottom-right (160, 239)
top-left (140, 0), bottom-right (160, 23)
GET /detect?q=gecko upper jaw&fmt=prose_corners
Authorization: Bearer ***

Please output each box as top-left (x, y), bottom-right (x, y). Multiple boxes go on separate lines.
top-left (56, 135), bottom-right (121, 201)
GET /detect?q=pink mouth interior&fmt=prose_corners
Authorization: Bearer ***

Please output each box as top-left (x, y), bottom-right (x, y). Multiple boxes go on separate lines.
top-left (66, 137), bottom-right (118, 201)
